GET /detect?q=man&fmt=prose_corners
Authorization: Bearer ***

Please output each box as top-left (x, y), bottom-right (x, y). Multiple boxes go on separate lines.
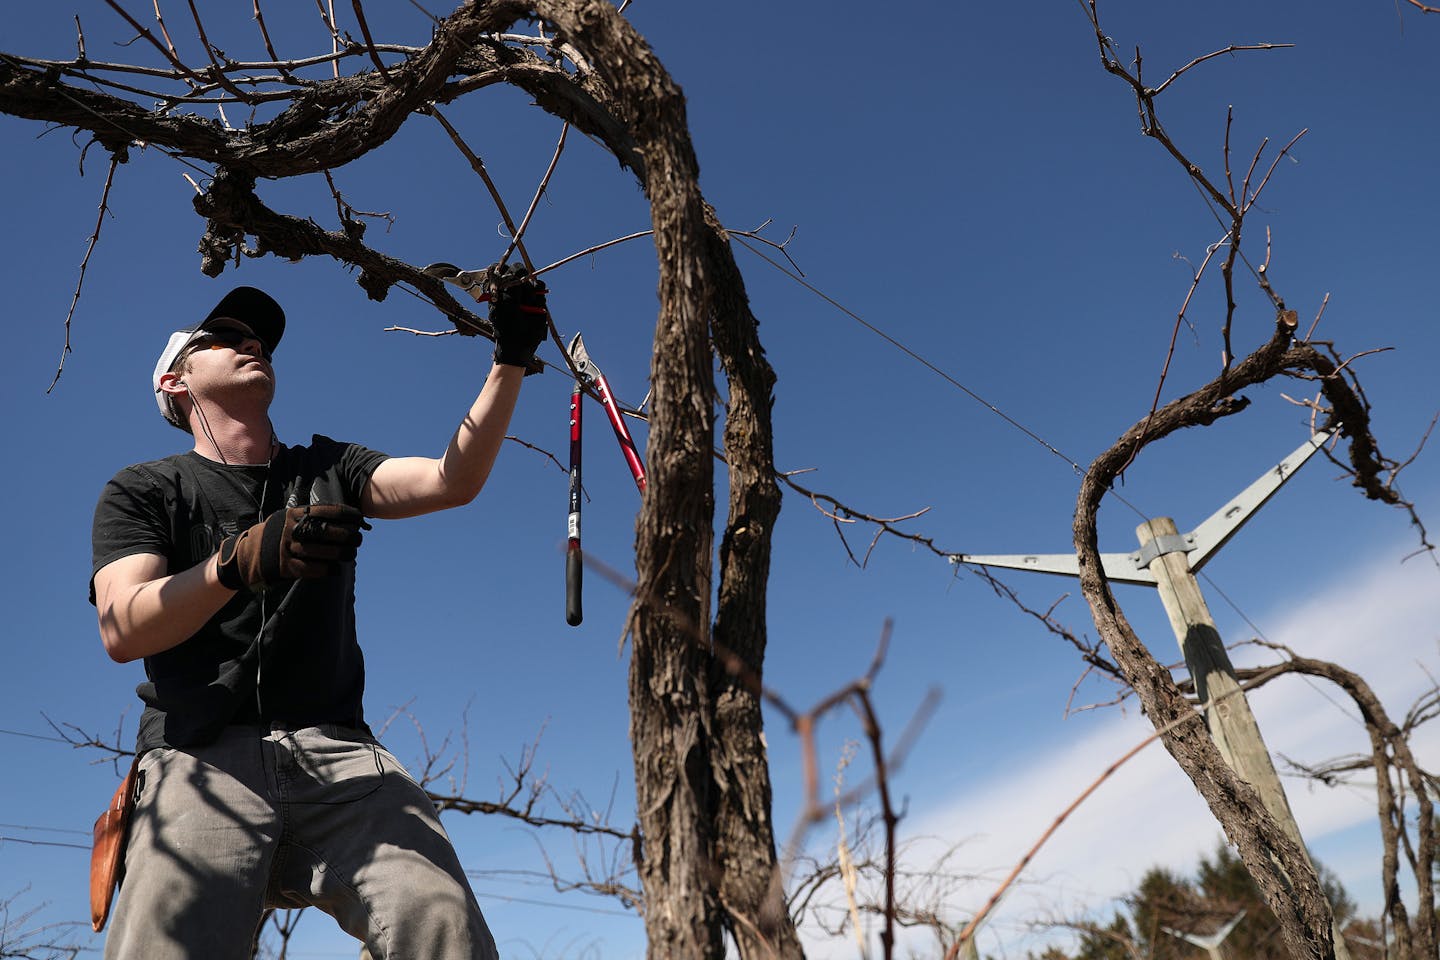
top-left (90, 270), bottom-right (548, 959)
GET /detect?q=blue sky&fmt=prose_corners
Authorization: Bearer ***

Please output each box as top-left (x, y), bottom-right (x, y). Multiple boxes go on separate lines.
top-left (1, 1), bottom-right (1438, 957)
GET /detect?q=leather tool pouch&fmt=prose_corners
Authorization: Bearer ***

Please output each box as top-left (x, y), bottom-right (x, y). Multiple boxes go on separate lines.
top-left (90, 759), bottom-right (140, 932)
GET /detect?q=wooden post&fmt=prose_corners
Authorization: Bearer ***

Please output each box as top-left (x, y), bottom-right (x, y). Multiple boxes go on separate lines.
top-left (1137, 517), bottom-right (1352, 960)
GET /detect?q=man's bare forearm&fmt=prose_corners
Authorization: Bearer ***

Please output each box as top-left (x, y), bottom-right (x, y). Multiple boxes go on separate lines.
top-left (96, 553), bottom-right (235, 663)
top-left (439, 362), bottom-right (525, 500)
top-left (364, 363), bottom-right (525, 519)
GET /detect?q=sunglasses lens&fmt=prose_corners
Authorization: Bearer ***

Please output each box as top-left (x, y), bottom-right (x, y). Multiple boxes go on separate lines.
top-left (199, 328), bottom-right (270, 360)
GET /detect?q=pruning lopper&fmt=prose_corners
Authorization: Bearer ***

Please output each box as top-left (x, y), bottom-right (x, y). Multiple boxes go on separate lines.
top-left (565, 332), bottom-right (647, 626)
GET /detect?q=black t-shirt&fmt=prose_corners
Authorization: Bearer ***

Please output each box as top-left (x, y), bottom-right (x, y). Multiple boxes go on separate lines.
top-left (91, 435), bottom-right (389, 753)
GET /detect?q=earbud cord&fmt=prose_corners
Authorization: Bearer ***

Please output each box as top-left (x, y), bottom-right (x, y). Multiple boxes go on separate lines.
top-left (185, 382), bottom-right (228, 467)
top-left (187, 383), bottom-right (285, 725)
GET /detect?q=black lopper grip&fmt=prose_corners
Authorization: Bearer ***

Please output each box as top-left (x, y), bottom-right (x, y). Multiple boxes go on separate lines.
top-left (565, 547), bottom-right (583, 626)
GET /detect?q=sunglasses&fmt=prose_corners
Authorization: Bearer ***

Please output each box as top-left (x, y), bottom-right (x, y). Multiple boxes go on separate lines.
top-left (188, 326), bottom-right (272, 361)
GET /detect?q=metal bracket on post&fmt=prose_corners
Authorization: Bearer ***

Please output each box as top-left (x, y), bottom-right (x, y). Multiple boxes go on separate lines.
top-left (952, 430), bottom-right (1334, 586)
top-left (1133, 533), bottom-right (1194, 569)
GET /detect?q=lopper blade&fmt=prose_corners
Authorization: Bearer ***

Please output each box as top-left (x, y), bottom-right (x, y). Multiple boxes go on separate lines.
top-left (421, 261), bottom-right (494, 303)
top-left (568, 332), bottom-right (598, 383)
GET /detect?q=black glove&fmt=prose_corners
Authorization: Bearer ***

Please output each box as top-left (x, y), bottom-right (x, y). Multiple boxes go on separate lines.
top-left (488, 262), bottom-right (548, 372)
top-left (216, 504), bottom-right (369, 592)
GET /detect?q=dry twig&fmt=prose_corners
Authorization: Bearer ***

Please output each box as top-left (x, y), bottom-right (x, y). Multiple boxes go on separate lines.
top-left (49, 152), bottom-right (121, 392)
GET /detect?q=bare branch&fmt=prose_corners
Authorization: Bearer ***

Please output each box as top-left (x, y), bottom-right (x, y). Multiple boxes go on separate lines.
top-left (945, 722), bottom-right (1173, 960)
top-left (1149, 42), bottom-right (1296, 97)
top-left (103, 0), bottom-right (207, 88)
top-left (48, 152), bottom-right (121, 393)
top-left (533, 228), bottom-right (655, 276)
top-left (250, 0), bottom-right (287, 74)
top-left (500, 121), bottom-right (569, 269)
top-left (1244, 128), bottom-right (1308, 215)
top-left (184, 0), bottom-right (252, 104)
top-left (1116, 226), bottom-right (1230, 477)
top-left (349, 0), bottom-right (393, 81)
top-left (427, 106), bottom-right (528, 266)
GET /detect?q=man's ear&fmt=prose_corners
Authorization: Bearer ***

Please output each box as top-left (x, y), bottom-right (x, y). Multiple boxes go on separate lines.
top-left (157, 371), bottom-right (189, 400)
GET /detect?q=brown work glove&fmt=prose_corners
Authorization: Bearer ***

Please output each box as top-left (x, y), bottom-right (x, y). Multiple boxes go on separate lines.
top-left (215, 504), bottom-right (369, 592)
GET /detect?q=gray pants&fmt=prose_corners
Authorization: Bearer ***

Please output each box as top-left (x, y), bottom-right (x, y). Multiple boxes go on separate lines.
top-left (104, 724), bottom-right (498, 960)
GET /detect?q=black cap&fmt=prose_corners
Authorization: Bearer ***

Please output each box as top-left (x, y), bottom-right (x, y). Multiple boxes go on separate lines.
top-left (202, 286), bottom-right (286, 354)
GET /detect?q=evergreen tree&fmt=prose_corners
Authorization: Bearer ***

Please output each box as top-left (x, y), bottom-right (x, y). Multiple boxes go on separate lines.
top-left (1036, 843), bottom-right (1367, 960)
top-left (1073, 913), bottom-right (1137, 960)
